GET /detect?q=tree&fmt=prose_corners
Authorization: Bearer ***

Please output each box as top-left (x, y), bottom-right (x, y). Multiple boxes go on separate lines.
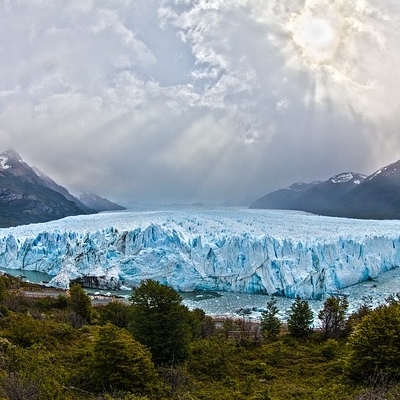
top-left (189, 308), bottom-right (216, 339)
top-left (97, 301), bottom-right (131, 328)
top-left (129, 279), bottom-right (194, 365)
top-left (260, 299), bottom-right (281, 340)
top-left (318, 295), bottom-right (348, 338)
top-left (346, 303), bottom-right (400, 381)
top-left (68, 283), bottom-right (93, 323)
top-left (287, 297), bottom-right (314, 338)
top-left (90, 323), bottom-right (159, 393)
top-left (345, 295), bottom-right (373, 334)
top-left (0, 275), bottom-right (8, 304)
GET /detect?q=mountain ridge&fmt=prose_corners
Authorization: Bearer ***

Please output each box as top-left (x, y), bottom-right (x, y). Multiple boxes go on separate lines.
top-left (250, 160), bottom-right (400, 219)
top-left (0, 149), bottom-right (124, 227)
top-left (79, 192), bottom-right (126, 212)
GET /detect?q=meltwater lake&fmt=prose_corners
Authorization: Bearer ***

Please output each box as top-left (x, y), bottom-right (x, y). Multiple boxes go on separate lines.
top-left (2, 265), bottom-right (400, 322)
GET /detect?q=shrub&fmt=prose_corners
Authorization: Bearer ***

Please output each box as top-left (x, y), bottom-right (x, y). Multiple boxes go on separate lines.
top-left (346, 303), bottom-right (400, 381)
top-left (90, 323), bottom-right (159, 393)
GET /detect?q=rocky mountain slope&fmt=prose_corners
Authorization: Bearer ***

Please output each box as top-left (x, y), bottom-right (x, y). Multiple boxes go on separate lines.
top-left (0, 149), bottom-right (96, 227)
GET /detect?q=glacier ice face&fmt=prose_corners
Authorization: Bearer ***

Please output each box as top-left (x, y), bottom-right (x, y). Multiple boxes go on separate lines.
top-left (1, 209), bottom-right (400, 299)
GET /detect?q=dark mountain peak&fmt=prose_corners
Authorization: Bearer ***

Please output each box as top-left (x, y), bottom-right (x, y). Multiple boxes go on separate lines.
top-left (0, 149), bottom-right (97, 227)
top-left (327, 172), bottom-right (366, 185)
top-left (1, 149), bottom-right (22, 160)
top-left (0, 150), bottom-right (44, 185)
top-left (367, 160), bottom-right (400, 182)
top-left (79, 192), bottom-right (125, 212)
top-left (0, 149), bottom-right (23, 170)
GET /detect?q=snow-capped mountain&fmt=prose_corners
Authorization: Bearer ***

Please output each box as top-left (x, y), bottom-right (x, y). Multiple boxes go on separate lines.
top-left (336, 160), bottom-right (400, 219)
top-left (250, 172), bottom-right (366, 216)
top-left (0, 149), bottom-right (96, 227)
top-left (299, 172), bottom-right (367, 216)
top-left (79, 192), bottom-right (125, 212)
top-left (250, 160), bottom-right (400, 219)
top-left (1, 209), bottom-right (400, 299)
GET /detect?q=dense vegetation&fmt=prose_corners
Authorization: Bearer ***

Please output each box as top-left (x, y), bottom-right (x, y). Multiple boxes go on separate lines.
top-left (0, 275), bottom-right (399, 399)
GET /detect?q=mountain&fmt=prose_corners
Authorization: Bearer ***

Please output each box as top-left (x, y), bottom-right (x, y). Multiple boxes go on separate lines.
top-left (249, 181), bottom-right (321, 210)
top-left (336, 161), bottom-right (400, 219)
top-left (0, 149), bottom-right (96, 227)
top-left (32, 167), bottom-right (95, 214)
top-left (79, 192), bottom-right (126, 212)
top-left (298, 172), bottom-right (367, 216)
top-left (249, 160), bottom-right (400, 219)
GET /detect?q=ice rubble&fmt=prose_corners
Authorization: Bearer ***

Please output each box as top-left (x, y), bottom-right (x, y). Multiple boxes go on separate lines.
top-left (1, 209), bottom-right (400, 299)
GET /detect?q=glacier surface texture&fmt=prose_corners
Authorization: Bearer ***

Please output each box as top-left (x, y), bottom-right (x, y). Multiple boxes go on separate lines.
top-left (1, 209), bottom-right (400, 299)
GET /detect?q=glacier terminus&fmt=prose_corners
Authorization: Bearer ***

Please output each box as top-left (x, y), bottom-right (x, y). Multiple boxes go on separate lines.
top-left (1, 208), bottom-right (400, 299)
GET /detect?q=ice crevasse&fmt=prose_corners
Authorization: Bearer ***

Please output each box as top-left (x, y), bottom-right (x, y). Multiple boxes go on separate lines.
top-left (0, 209), bottom-right (400, 299)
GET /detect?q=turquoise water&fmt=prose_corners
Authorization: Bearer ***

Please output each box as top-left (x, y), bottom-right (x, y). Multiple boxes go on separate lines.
top-left (2, 267), bottom-right (400, 320)
top-left (0, 268), bottom-right (55, 284)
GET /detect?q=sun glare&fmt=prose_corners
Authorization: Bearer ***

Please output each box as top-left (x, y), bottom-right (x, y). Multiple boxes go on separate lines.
top-left (291, 10), bottom-right (342, 64)
top-left (304, 18), bottom-right (336, 48)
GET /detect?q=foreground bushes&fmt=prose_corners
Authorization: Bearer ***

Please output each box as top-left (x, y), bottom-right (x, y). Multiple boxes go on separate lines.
top-left (0, 275), bottom-right (400, 399)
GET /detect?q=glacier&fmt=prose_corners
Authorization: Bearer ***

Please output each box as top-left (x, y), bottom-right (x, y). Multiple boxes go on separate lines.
top-left (1, 208), bottom-right (400, 299)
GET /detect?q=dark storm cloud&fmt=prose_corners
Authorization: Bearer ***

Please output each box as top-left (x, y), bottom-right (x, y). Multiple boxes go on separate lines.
top-left (0, 0), bottom-right (400, 204)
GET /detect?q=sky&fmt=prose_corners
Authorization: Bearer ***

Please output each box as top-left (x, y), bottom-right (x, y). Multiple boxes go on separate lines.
top-left (1, 0), bottom-right (400, 205)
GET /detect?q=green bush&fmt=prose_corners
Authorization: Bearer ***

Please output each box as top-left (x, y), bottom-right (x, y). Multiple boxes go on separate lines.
top-left (89, 323), bottom-right (160, 393)
top-left (186, 336), bottom-right (237, 380)
top-left (346, 303), bottom-right (400, 381)
top-left (319, 339), bottom-right (339, 360)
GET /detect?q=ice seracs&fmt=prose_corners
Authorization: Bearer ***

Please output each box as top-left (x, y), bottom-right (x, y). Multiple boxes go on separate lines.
top-left (1, 209), bottom-right (400, 299)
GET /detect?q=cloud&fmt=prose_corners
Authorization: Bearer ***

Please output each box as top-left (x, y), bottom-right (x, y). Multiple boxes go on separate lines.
top-left (0, 0), bottom-right (400, 203)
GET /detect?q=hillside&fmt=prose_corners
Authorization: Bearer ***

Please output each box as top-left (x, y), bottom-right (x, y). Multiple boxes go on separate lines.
top-left (0, 149), bottom-right (96, 227)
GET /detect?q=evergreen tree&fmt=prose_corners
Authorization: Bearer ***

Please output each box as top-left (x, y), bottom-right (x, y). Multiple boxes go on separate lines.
top-left (68, 283), bottom-right (93, 323)
top-left (129, 279), bottom-right (194, 365)
top-left (287, 297), bottom-right (314, 338)
top-left (318, 295), bottom-right (349, 338)
top-left (260, 299), bottom-right (281, 340)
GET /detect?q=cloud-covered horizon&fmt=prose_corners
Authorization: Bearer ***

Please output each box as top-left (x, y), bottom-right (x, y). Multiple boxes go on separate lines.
top-left (1, 0), bottom-right (400, 204)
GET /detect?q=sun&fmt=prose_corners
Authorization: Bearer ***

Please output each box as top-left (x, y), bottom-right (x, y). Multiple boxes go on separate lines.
top-left (289, 6), bottom-right (343, 65)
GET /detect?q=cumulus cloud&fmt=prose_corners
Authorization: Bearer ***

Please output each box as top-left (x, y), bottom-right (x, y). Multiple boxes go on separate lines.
top-left (0, 0), bottom-right (400, 204)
